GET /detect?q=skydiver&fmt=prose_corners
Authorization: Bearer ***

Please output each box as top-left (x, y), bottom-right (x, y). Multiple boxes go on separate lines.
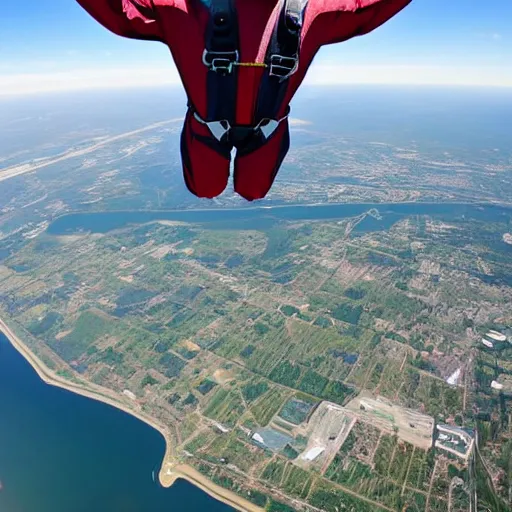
top-left (77, 0), bottom-right (412, 201)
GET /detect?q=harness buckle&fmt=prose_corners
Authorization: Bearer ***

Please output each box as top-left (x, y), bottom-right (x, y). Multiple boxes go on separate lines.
top-left (202, 49), bottom-right (239, 74)
top-left (269, 54), bottom-right (298, 80)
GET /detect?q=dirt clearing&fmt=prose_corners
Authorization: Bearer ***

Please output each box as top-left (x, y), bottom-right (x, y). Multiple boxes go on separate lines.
top-left (213, 369), bottom-right (235, 385)
top-left (295, 401), bottom-right (356, 473)
top-left (345, 391), bottom-right (434, 449)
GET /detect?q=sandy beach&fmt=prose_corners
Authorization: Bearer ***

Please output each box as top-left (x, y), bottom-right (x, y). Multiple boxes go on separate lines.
top-left (160, 464), bottom-right (264, 512)
top-left (0, 317), bottom-right (264, 512)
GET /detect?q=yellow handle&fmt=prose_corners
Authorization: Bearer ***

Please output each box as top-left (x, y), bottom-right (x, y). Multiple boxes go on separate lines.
top-left (235, 62), bottom-right (268, 68)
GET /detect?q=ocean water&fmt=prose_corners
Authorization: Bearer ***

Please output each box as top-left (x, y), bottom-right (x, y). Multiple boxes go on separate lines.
top-left (0, 332), bottom-right (233, 512)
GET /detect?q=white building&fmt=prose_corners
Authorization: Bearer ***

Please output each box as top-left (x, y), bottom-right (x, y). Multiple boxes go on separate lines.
top-left (482, 338), bottom-right (494, 348)
top-left (487, 330), bottom-right (507, 342)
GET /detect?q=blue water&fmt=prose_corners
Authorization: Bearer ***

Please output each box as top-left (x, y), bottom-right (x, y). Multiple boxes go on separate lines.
top-left (47, 202), bottom-right (512, 236)
top-left (0, 332), bottom-right (233, 512)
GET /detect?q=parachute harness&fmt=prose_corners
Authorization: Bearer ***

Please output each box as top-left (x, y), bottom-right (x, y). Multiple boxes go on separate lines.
top-left (196, 0), bottom-right (305, 147)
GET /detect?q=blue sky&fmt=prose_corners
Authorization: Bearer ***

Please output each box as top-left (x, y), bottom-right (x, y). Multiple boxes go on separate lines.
top-left (1, 0), bottom-right (511, 95)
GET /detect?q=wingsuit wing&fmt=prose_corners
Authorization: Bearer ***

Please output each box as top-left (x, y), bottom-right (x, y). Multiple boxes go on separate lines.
top-left (314, 0), bottom-right (412, 45)
top-left (76, 0), bottom-right (165, 42)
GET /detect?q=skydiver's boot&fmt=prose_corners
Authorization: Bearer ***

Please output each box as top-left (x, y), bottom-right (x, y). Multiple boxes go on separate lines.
top-left (180, 109), bottom-right (232, 199)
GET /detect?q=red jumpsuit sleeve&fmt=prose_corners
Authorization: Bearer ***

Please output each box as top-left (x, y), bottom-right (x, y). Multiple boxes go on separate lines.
top-left (76, 0), bottom-right (164, 42)
top-left (313, 0), bottom-right (412, 45)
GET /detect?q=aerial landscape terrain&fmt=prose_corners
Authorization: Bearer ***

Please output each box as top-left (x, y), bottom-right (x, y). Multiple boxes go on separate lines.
top-left (0, 86), bottom-right (511, 512)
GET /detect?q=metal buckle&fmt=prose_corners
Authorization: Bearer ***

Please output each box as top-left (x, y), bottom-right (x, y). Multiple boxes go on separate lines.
top-left (202, 49), bottom-right (239, 74)
top-left (269, 54), bottom-right (298, 80)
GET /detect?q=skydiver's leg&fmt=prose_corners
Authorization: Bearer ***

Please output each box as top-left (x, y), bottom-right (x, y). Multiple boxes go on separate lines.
top-left (180, 109), bottom-right (232, 199)
top-left (233, 120), bottom-right (290, 201)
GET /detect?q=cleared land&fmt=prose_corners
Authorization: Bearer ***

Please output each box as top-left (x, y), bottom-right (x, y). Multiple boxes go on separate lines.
top-left (296, 402), bottom-right (356, 473)
top-left (345, 391), bottom-right (434, 449)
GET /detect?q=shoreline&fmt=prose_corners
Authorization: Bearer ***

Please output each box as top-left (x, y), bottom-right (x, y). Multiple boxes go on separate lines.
top-left (0, 318), bottom-right (263, 512)
top-left (159, 464), bottom-right (264, 512)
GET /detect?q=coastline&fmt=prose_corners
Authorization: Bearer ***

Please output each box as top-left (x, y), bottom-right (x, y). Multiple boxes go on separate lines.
top-left (159, 464), bottom-right (264, 512)
top-left (0, 317), bottom-right (264, 512)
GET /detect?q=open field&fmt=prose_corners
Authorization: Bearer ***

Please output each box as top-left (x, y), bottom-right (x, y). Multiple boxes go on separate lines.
top-left (345, 391), bottom-right (434, 449)
top-left (295, 402), bottom-right (356, 473)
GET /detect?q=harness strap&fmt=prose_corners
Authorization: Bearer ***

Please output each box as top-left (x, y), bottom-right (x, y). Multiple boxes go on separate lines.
top-left (255, 0), bottom-right (307, 122)
top-left (269, 0), bottom-right (303, 81)
top-left (192, 108), bottom-right (290, 144)
top-left (203, 0), bottom-right (239, 122)
top-left (204, 0), bottom-right (239, 68)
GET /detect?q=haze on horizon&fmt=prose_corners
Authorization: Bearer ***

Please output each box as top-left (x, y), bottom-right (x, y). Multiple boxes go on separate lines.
top-left (0, 0), bottom-right (511, 96)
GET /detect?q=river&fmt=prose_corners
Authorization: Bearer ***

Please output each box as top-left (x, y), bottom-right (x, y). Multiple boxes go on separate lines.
top-left (0, 332), bottom-right (233, 512)
top-left (47, 202), bottom-right (512, 236)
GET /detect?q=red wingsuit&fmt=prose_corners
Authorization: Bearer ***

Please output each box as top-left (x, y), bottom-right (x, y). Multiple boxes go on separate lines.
top-left (77, 0), bottom-right (411, 201)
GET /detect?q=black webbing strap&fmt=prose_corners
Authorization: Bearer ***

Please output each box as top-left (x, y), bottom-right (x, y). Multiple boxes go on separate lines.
top-left (270, 0), bottom-right (303, 80)
top-left (202, 0), bottom-right (239, 124)
top-left (255, 0), bottom-right (307, 121)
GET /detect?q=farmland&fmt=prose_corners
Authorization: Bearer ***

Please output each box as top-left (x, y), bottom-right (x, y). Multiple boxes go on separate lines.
top-left (1, 205), bottom-right (511, 511)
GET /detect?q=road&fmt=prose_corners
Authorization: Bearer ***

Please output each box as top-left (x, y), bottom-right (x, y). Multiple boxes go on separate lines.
top-left (0, 118), bottom-right (183, 183)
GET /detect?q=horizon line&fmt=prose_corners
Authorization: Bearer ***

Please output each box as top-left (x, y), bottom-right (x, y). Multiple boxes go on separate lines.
top-left (1, 81), bottom-right (510, 99)
top-left (1, 64), bottom-right (511, 97)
